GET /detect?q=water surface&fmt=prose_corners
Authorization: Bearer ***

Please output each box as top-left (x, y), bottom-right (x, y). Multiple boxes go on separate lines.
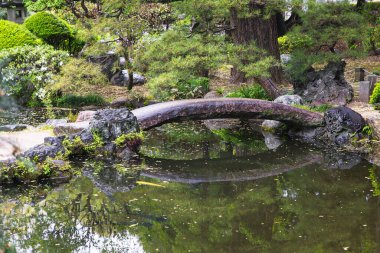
top-left (0, 122), bottom-right (379, 253)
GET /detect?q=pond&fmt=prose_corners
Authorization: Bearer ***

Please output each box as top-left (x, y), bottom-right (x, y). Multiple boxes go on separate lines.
top-left (0, 97), bottom-right (75, 126)
top-left (0, 121), bottom-right (379, 253)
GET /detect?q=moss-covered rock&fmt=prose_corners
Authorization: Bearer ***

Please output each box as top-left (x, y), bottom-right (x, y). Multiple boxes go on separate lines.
top-left (0, 20), bottom-right (42, 50)
top-left (0, 156), bottom-right (73, 184)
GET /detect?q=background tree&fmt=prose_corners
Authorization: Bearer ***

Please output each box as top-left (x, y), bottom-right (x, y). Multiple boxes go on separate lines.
top-left (284, 1), bottom-right (367, 84)
top-left (23, 0), bottom-right (102, 18)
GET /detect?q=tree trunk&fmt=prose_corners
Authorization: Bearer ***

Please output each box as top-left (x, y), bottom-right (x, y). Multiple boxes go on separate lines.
top-left (258, 77), bottom-right (281, 99)
top-left (356, 0), bottom-right (366, 10)
top-left (229, 1), bottom-right (283, 84)
top-left (128, 69), bottom-right (134, 90)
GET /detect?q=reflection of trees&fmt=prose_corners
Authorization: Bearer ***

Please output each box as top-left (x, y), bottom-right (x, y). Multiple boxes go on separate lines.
top-left (1, 178), bottom-right (144, 252)
top-left (0, 160), bottom-right (379, 252)
top-left (140, 122), bottom-right (268, 160)
top-left (119, 163), bottom-right (379, 253)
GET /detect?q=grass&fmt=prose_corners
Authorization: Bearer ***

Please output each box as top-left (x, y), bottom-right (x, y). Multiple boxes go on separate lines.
top-left (293, 104), bottom-right (333, 113)
top-left (226, 84), bottom-right (270, 100)
top-left (54, 94), bottom-right (106, 108)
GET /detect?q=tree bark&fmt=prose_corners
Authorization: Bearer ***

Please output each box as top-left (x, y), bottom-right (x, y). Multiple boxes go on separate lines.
top-left (257, 77), bottom-right (281, 99)
top-left (128, 69), bottom-right (134, 90)
top-left (356, 0), bottom-right (366, 10)
top-left (229, 1), bottom-right (283, 84)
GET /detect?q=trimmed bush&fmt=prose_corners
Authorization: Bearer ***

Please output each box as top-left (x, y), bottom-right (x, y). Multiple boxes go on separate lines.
top-left (24, 12), bottom-right (84, 54)
top-left (0, 20), bottom-right (42, 50)
top-left (24, 12), bottom-right (72, 46)
top-left (370, 83), bottom-right (380, 104)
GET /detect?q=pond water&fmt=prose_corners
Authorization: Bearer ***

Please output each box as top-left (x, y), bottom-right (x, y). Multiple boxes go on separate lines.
top-left (0, 105), bottom-right (75, 126)
top-left (1, 121), bottom-right (380, 253)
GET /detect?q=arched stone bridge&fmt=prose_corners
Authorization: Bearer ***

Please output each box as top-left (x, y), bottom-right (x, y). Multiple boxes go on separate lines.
top-left (131, 98), bottom-right (324, 130)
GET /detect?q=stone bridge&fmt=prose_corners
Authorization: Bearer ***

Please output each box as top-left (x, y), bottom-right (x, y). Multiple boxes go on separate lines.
top-left (131, 98), bottom-right (324, 130)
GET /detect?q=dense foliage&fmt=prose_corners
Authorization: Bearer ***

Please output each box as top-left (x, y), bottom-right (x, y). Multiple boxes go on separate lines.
top-left (0, 45), bottom-right (69, 106)
top-left (135, 30), bottom-right (222, 100)
top-left (52, 58), bottom-right (108, 95)
top-left (278, 34), bottom-right (312, 54)
top-left (284, 2), bottom-right (368, 83)
top-left (0, 0), bottom-right (377, 107)
top-left (0, 20), bottom-right (42, 50)
top-left (136, 31), bottom-right (225, 79)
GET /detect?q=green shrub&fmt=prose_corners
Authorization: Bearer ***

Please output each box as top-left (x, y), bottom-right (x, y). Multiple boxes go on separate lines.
top-left (52, 58), bottom-right (109, 94)
top-left (370, 83), bottom-right (380, 104)
top-left (24, 12), bottom-right (84, 54)
top-left (176, 77), bottom-right (209, 99)
top-left (54, 94), bottom-right (106, 108)
top-left (226, 84), bottom-right (270, 100)
top-left (0, 20), bottom-right (42, 50)
top-left (135, 30), bottom-right (224, 78)
top-left (0, 45), bottom-right (69, 106)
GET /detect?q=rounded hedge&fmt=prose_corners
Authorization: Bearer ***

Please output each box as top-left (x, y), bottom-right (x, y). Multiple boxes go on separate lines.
top-left (24, 12), bottom-right (73, 47)
top-left (370, 83), bottom-right (380, 104)
top-left (0, 20), bottom-right (42, 50)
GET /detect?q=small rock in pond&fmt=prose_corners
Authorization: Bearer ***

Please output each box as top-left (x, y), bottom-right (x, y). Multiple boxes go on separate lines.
top-left (274, 95), bottom-right (303, 106)
top-left (261, 120), bottom-right (287, 134)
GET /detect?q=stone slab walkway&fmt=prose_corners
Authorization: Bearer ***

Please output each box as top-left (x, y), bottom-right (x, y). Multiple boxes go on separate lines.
top-left (0, 129), bottom-right (53, 161)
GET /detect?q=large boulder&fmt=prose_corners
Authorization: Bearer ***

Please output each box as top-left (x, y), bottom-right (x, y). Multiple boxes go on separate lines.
top-left (296, 61), bottom-right (353, 106)
top-left (88, 108), bottom-right (139, 141)
top-left (322, 106), bottom-right (366, 146)
top-left (111, 70), bottom-right (146, 87)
